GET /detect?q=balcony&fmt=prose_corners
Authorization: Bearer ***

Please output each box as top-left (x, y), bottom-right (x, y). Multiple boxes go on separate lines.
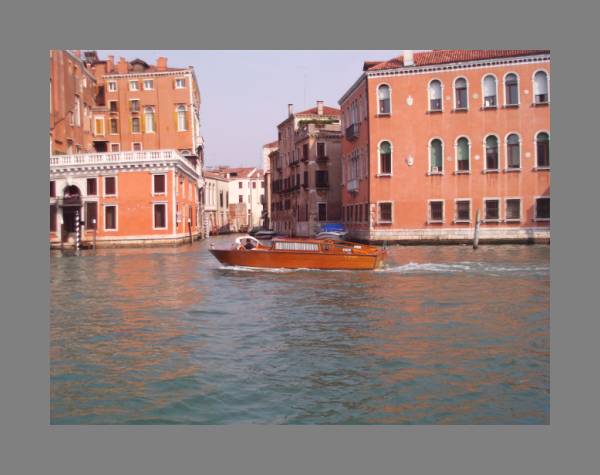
top-left (316, 155), bottom-right (329, 163)
top-left (345, 123), bottom-right (359, 141)
top-left (301, 155), bottom-right (309, 163)
top-left (316, 182), bottom-right (329, 190)
top-left (347, 178), bottom-right (359, 193)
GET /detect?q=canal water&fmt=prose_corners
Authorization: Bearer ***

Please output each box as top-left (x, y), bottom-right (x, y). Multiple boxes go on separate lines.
top-left (50, 236), bottom-right (549, 424)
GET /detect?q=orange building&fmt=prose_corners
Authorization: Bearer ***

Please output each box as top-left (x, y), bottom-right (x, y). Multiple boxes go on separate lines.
top-left (339, 50), bottom-right (550, 243)
top-left (49, 51), bottom-right (205, 247)
top-left (271, 102), bottom-right (343, 236)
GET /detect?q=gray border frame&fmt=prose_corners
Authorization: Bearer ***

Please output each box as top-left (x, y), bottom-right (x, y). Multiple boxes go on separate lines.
top-left (2, 0), bottom-right (600, 474)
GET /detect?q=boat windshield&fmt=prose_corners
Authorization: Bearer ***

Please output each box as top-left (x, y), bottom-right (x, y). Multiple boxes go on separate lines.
top-left (274, 241), bottom-right (319, 252)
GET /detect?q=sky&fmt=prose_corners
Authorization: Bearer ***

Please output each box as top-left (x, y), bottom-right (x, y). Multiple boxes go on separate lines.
top-left (99, 50), bottom-right (401, 168)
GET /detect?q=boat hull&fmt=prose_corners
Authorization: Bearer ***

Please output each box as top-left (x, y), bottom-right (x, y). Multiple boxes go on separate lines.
top-left (210, 248), bottom-right (382, 270)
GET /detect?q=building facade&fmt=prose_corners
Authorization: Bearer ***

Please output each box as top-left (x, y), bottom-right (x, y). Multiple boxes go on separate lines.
top-left (271, 101), bottom-right (342, 236)
top-left (261, 140), bottom-right (278, 229)
top-left (339, 50), bottom-right (550, 243)
top-left (204, 171), bottom-right (231, 235)
top-left (49, 51), bottom-right (206, 247)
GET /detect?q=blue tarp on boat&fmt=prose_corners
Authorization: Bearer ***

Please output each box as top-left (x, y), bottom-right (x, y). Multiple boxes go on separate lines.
top-left (320, 223), bottom-right (346, 233)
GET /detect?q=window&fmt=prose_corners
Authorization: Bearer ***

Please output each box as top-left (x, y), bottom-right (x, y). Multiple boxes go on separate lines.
top-left (129, 80), bottom-right (139, 91)
top-left (485, 135), bottom-right (499, 170)
top-left (378, 84), bottom-right (391, 115)
top-left (315, 170), bottom-right (329, 188)
top-left (302, 143), bottom-right (309, 161)
top-left (176, 105), bottom-right (188, 131)
top-left (455, 200), bottom-right (470, 222)
top-left (110, 118), bottom-right (118, 134)
top-left (109, 101), bottom-right (118, 112)
top-left (535, 197), bottom-right (550, 220)
top-left (429, 138), bottom-right (443, 173)
top-left (252, 181), bottom-right (256, 189)
top-left (130, 100), bottom-right (140, 112)
top-left (86, 178), bottom-right (97, 196)
top-left (131, 117), bottom-right (141, 133)
top-left (238, 181), bottom-right (243, 189)
top-left (454, 77), bottom-right (468, 109)
top-left (110, 143), bottom-right (120, 152)
top-left (175, 78), bottom-right (186, 89)
top-left (317, 142), bottom-right (326, 158)
top-left (505, 73), bottom-right (519, 106)
top-left (484, 199), bottom-right (500, 221)
top-left (536, 132), bottom-right (550, 168)
top-left (506, 134), bottom-right (521, 169)
top-left (239, 195), bottom-right (243, 203)
top-left (94, 117), bottom-right (105, 135)
top-left (104, 176), bottom-right (116, 196)
top-left (379, 141), bottom-right (392, 175)
top-left (132, 142), bottom-right (142, 151)
top-left (318, 203), bottom-right (327, 221)
top-left (534, 71), bottom-right (549, 104)
top-left (378, 202), bottom-right (392, 223)
top-left (153, 174), bottom-right (166, 194)
top-left (429, 201), bottom-right (444, 223)
top-left (261, 181), bottom-right (264, 188)
top-left (108, 81), bottom-right (117, 92)
top-left (219, 192), bottom-right (224, 208)
top-left (456, 137), bottom-right (470, 172)
top-left (483, 75), bottom-right (497, 108)
top-left (50, 181), bottom-right (56, 198)
top-left (429, 80), bottom-right (442, 111)
top-left (50, 205), bottom-right (57, 232)
top-left (303, 171), bottom-right (309, 187)
top-left (143, 79), bottom-right (154, 90)
top-left (104, 205), bottom-right (117, 230)
top-left (365, 203), bottom-right (369, 222)
top-left (506, 199), bottom-right (521, 221)
top-left (144, 106), bottom-right (155, 133)
top-left (153, 203), bottom-right (167, 229)
top-left (85, 202), bottom-right (97, 229)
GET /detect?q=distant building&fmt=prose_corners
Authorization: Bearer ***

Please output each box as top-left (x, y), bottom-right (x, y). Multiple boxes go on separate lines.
top-left (204, 170), bottom-right (231, 235)
top-left (49, 50), bottom-right (206, 247)
top-left (261, 140), bottom-right (278, 228)
top-left (339, 49), bottom-right (550, 243)
top-left (270, 101), bottom-right (342, 236)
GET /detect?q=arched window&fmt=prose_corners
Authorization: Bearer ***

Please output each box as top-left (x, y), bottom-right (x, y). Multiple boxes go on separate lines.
top-left (379, 141), bottom-right (392, 174)
top-left (176, 105), bottom-right (188, 131)
top-left (485, 135), bottom-right (499, 170)
top-left (534, 71), bottom-right (549, 104)
top-left (506, 134), bottom-right (521, 169)
top-left (378, 85), bottom-right (391, 115)
top-left (429, 139), bottom-right (443, 173)
top-left (505, 73), bottom-right (519, 106)
top-left (536, 132), bottom-right (550, 168)
top-left (454, 78), bottom-right (468, 109)
top-left (483, 75), bottom-right (497, 108)
top-left (456, 137), bottom-right (470, 171)
top-left (429, 80), bottom-right (442, 111)
top-left (144, 106), bottom-right (155, 133)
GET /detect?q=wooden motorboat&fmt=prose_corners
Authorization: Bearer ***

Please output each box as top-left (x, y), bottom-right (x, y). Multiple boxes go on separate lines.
top-left (209, 235), bottom-right (384, 270)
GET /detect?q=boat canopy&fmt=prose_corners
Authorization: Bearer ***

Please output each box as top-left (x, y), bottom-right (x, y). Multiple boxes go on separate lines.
top-left (320, 223), bottom-right (346, 233)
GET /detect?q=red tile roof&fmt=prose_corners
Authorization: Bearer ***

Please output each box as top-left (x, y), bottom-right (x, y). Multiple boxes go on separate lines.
top-left (296, 105), bottom-right (341, 116)
top-left (365, 50), bottom-right (550, 71)
top-left (263, 140), bottom-right (278, 148)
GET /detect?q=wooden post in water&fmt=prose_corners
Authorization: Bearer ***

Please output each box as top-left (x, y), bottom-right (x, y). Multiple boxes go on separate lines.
top-left (473, 208), bottom-right (481, 249)
top-left (92, 219), bottom-right (97, 250)
top-left (188, 219), bottom-right (193, 244)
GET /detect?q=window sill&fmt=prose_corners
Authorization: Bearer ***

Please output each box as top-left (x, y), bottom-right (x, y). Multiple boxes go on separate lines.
top-left (377, 113), bottom-right (391, 117)
top-left (504, 168), bottom-right (521, 173)
top-left (483, 169), bottom-right (500, 174)
top-left (482, 219), bottom-right (501, 224)
top-left (503, 104), bottom-right (520, 109)
top-left (481, 106), bottom-right (498, 111)
top-left (453, 220), bottom-right (471, 224)
top-left (427, 109), bottom-right (443, 114)
top-left (427, 171), bottom-right (444, 176)
top-left (505, 219), bottom-right (522, 223)
top-left (533, 167), bottom-right (550, 171)
top-left (103, 194), bottom-right (117, 198)
top-left (378, 221), bottom-right (393, 225)
top-left (152, 193), bottom-right (167, 197)
top-left (533, 101), bottom-right (549, 107)
top-left (533, 218), bottom-right (550, 222)
top-left (454, 170), bottom-right (471, 175)
top-left (452, 108), bottom-right (468, 112)
top-left (427, 220), bottom-right (444, 224)
top-left (376, 173), bottom-right (392, 178)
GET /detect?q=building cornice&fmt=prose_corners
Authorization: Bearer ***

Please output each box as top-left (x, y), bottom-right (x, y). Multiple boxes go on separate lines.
top-left (338, 74), bottom-right (367, 106)
top-left (103, 68), bottom-right (192, 80)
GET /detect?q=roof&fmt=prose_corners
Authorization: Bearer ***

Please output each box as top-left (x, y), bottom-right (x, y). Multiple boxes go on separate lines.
top-left (206, 167), bottom-right (263, 179)
top-left (296, 105), bottom-right (341, 116)
top-left (364, 49), bottom-right (550, 71)
top-left (263, 140), bottom-right (278, 148)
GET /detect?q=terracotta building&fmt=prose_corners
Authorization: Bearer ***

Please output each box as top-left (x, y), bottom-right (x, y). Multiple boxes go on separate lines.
top-left (49, 50), bottom-right (98, 154)
top-left (271, 101), bottom-right (342, 236)
top-left (50, 50), bottom-right (205, 247)
top-left (338, 50), bottom-right (550, 243)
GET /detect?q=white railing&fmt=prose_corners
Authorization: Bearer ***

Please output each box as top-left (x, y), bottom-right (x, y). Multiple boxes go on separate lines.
top-left (347, 178), bottom-right (359, 192)
top-left (50, 150), bottom-right (199, 177)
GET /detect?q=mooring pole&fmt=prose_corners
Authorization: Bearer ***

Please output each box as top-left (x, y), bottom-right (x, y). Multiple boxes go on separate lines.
top-left (75, 209), bottom-right (80, 252)
top-left (188, 218), bottom-right (192, 244)
top-left (473, 208), bottom-right (481, 249)
top-left (92, 218), bottom-right (97, 250)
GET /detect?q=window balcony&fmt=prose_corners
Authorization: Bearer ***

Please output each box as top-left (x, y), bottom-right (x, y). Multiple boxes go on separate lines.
top-left (316, 182), bottom-right (329, 190)
top-left (316, 155), bottom-right (329, 163)
top-left (345, 123), bottom-right (359, 141)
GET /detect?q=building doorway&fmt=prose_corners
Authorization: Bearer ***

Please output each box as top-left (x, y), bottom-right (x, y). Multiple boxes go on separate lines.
top-left (60, 185), bottom-right (82, 244)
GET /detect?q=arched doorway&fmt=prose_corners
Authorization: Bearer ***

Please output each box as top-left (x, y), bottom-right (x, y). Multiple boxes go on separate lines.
top-left (60, 185), bottom-right (82, 243)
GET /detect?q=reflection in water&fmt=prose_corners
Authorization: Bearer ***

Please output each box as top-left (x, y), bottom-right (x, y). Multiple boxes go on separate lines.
top-left (51, 238), bottom-right (549, 424)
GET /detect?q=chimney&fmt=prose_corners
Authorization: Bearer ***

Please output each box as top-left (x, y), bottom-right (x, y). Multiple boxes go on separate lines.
top-left (316, 100), bottom-right (324, 116)
top-left (288, 104), bottom-right (293, 116)
top-left (117, 57), bottom-right (128, 73)
top-left (156, 57), bottom-right (168, 71)
top-left (404, 50), bottom-right (414, 67)
top-left (107, 55), bottom-right (114, 73)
